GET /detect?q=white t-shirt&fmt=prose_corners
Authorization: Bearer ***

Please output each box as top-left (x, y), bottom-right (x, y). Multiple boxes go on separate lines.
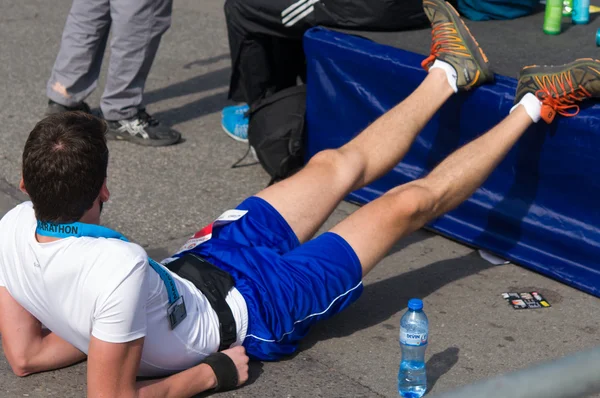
top-left (0, 202), bottom-right (248, 377)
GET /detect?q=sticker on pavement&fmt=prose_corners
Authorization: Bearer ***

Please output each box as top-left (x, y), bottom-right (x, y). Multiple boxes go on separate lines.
top-left (502, 291), bottom-right (551, 310)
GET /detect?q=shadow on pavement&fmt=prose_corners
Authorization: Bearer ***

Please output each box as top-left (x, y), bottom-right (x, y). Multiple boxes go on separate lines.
top-left (144, 67), bottom-right (230, 105)
top-left (153, 91), bottom-right (229, 126)
top-left (300, 252), bottom-right (493, 349)
top-left (142, 64), bottom-right (232, 126)
top-left (427, 346), bottom-right (459, 391)
top-left (183, 54), bottom-right (230, 70)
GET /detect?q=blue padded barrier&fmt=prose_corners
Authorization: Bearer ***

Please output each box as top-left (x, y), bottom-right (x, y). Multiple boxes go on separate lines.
top-left (304, 27), bottom-right (600, 297)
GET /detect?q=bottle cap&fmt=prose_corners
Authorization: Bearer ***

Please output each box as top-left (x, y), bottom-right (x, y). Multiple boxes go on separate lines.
top-left (408, 298), bottom-right (423, 311)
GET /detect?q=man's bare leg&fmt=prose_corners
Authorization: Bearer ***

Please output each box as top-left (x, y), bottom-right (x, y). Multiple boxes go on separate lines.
top-left (254, 0), bottom-right (494, 243)
top-left (256, 69), bottom-right (453, 243)
top-left (330, 54), bottom-right (600, 275)
top-left (330, 106), bottom-right (534, 276)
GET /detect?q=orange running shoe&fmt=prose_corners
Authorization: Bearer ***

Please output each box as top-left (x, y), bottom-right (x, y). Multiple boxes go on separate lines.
top-left (422, 0), bottom-right (494, 90)
top-left (515, 59), bottom-right (600, 124)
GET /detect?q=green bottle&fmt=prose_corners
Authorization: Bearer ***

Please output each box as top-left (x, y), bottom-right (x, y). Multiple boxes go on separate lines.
top-left (563, 0), bottom-right (573, 16)
top-left (544, 0), bottom-right (563, 35)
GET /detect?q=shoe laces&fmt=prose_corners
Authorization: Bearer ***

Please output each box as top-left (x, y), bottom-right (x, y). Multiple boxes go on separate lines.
top-left (421, 22), bottom-right (469, 70)
top-left (137, 109), bottom-right (159, 127)
top-left (534, 72), bottom-right (592, 118)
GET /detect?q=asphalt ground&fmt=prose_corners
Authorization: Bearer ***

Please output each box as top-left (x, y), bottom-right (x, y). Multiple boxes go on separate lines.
top-left (1, 1), bottom-right (600, 397)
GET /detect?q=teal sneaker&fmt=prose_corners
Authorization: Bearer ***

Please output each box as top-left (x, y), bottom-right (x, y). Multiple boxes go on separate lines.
top-left (221, 104), bottom-right (249, 142)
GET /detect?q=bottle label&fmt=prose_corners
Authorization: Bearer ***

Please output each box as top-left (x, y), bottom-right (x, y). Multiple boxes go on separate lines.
top-left (400, 330), bottom-right (428, 346)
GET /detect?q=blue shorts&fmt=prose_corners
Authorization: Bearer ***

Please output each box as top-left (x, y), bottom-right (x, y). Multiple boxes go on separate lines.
top-left (178, 196), bottom-right (363, 361)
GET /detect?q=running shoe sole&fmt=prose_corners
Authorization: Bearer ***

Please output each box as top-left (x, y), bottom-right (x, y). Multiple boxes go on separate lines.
top-left (221, 123), bottom-right (249, 143)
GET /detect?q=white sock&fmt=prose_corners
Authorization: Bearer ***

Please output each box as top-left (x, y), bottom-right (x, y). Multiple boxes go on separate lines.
top-left (510, 93), bottom-right (542, 123)
top-left (430, 59), bottom-right (458, 93)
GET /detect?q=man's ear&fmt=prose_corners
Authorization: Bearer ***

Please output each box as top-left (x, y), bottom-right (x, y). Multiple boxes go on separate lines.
top-left (99, 179), bottom-right (110, 203)
top-left (19, 178), bottom-right (28, 195)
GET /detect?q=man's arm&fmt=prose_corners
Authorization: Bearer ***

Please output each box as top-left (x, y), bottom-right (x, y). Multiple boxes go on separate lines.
top-left (87, 336), bottom-right (249, 398)
top-left (0, 287), bottom-right (86, 376)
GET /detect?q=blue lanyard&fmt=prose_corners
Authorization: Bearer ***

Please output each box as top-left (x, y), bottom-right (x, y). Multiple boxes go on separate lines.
top-left (36, 220), bottom-right (187, 329)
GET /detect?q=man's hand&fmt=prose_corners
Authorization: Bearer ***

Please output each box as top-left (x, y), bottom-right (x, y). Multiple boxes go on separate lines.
top-left (221, 346), bottom-right (250, 386)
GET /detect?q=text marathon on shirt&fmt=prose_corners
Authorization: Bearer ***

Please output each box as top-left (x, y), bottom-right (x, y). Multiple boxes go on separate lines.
top-left (37, 221), bottom-right (79, 235)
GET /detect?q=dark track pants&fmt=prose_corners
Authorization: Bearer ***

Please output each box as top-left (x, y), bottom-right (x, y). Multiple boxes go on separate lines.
top-left (224, 0), bottom-right (428, 105)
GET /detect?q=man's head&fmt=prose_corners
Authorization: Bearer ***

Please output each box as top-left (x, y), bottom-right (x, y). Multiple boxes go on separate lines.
top-left (21, 112), bottom-right (110, 223)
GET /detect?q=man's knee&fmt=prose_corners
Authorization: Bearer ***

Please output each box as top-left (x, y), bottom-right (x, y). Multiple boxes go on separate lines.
top-left (307, 149), bottom-right (346, 175)
top-left (308, 149), bottom-right (362, 172)
top-left (386, 181), bottom-right (438, 225)
top-left (307, 149), bottom-right (366, 186)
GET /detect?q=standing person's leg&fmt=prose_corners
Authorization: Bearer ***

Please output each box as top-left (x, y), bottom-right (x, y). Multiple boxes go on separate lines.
top-left (222, 0), bottom-right (318, 142)
top-left (46, 0), bottom-right (111, 115)
top-left (221, 0), bottom-right (426, 144)
top-left (254, 0), bottom-right (494, 244)
top-left (225, 0), bottom-right (427, 108)
top-left (101, 0), bottom-right (180, 147)
top-left (224, 0), bottom-right (315, 106)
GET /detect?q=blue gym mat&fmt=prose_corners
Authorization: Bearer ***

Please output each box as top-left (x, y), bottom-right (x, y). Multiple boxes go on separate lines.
top-left (304, 27), bottom-right (600, 298)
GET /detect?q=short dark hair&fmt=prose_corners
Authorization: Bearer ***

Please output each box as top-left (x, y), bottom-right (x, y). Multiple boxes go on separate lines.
top-left (22, 112), bottom-right (109, 223)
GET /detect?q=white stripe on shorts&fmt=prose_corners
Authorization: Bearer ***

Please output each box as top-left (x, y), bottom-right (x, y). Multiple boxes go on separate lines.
top-left (245, 280), bottom-right (363, 343)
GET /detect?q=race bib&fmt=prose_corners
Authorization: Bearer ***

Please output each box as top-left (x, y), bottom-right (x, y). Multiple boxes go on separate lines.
top-left (164, 209), bottom-right (248, 262)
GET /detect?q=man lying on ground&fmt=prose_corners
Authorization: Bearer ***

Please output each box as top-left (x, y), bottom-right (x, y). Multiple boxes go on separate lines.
top-left (1, 0), bottom-right (598, 396)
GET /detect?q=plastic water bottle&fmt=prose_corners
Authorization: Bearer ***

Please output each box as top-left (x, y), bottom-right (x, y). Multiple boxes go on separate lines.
top-left (398, 299), bottom-right (428, 398)
top-left (572, 0), bottom-right (590, 24)
top-left (543, 0), bottom-right (563, 35)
